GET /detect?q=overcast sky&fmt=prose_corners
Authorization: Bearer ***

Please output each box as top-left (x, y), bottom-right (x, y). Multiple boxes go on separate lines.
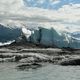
top-left (0, 0), bottom-right (80, 26)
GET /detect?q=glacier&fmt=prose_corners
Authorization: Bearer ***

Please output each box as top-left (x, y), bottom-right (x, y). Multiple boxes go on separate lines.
top-left (0, 0), bottom-right (80, 49)
top-left (0, 23), bottom-right (80, 49)
top-left (22, 25), bottom-right (80, 49)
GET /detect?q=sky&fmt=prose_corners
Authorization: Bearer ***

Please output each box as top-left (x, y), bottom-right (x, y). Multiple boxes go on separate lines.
top-left (0, 0), bottom-right (80, 27)
top-left (24, 0), bottom-right (80, 10)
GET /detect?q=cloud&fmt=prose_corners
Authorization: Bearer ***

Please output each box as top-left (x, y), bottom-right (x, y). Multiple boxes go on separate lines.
top-left (0, 0), bottom-right (22, 11)
top-left (0, 0), bottom-right (59, 22)
top-left (0, 0), bottom-right (80, 27)
top-left (24, 0), bottom-right (61, 9)
top-left (50, 0), bottom-right (60, 4)
top-left (58, 4), bottom-right (80, 21)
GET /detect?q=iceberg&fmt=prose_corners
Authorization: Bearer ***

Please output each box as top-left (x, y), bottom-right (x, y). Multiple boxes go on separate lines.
top-left (22, 26), bottom-right (80, 49)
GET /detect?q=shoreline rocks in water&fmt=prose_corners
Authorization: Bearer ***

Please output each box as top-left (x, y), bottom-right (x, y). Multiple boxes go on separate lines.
top-left (17, 63), bottom-right (42, 70)
top-left (59, 57), bottom-right (80, 66)
top-left (0, 45), bottom-right (80, 70)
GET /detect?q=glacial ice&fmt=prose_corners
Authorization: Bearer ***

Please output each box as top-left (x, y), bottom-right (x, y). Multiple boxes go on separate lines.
top-left (0, 23), bottom-right (80, 49)
top-left (22, 26), bottom-right (80, 49)
top-left (22, 27), bottom-right (31, 41)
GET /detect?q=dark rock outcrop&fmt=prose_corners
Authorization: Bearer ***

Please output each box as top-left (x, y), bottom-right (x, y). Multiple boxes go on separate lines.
top-left (60, 58), bottom-right (80, 66)
top-left (17, 63), bottom-right (42, 70)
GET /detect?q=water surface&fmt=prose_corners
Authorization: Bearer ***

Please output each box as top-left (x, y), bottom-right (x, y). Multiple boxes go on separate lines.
top-left (0, 63), bottom-right (80, 80)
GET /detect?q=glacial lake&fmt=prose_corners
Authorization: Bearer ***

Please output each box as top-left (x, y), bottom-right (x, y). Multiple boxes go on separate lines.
top-left (0, 63), bottom-right (80, 80)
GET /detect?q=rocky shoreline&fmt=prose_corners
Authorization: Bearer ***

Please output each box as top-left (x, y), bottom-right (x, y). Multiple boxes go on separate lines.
top-left (0, 43), bottom-right (80, 70)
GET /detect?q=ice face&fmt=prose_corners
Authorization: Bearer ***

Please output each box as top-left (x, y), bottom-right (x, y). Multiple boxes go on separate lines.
top-left (22, 26), bottom-right (80, 49)
top-left (1, 23), bottom-right (79, 49)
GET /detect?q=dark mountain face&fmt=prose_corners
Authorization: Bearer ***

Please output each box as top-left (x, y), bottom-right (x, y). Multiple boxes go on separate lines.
top-left (0, 24), bottom-right (22, 42)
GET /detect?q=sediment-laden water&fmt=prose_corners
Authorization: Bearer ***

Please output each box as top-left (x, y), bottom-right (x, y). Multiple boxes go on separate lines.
top-left (0, 63), bottom-right (80, 80)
